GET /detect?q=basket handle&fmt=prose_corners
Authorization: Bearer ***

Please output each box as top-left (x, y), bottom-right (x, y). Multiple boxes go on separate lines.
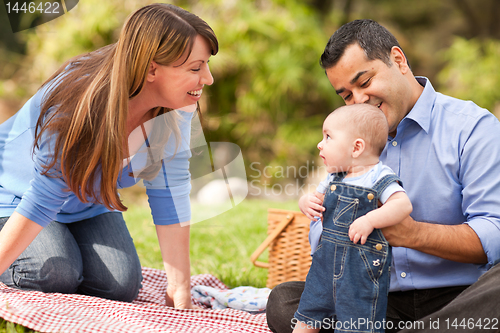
top-left (250, 213), bottom-right (296, 268)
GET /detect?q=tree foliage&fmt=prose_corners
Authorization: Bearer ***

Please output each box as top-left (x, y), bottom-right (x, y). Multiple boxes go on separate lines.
top-left (1, 0), bottom-right (499, 179)
top-left (438, 37), bottom-right (500, 112)
top-left (190, 0), bottom-right (339, 175)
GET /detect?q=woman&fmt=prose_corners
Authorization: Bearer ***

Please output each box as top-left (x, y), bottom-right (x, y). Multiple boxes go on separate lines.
top-left (0, 3), bottom-right (218, 309)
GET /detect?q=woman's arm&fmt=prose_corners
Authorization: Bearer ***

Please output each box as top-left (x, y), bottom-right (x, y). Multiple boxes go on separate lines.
top-left (155, 223), bottom-right (194, 309)
top-left (0, 212), bottom-right (44, 275)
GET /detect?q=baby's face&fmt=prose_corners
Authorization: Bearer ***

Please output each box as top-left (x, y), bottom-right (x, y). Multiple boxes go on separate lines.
top-left (317, 114), bottom-right (354, 173)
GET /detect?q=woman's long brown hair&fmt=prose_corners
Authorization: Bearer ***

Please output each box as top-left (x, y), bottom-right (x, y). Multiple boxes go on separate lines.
top-left (33, 3), bottom-right (218, 211)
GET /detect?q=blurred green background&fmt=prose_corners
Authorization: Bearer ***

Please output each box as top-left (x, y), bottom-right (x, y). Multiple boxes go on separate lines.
top-left (2, 0), bottom-right (499, 183)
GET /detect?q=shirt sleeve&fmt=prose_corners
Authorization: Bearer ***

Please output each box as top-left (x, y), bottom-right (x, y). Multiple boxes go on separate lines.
top-left (309, 174), bottom-right (333, 254)
top-left (308, 217), bottom-right (322, 255)
top-left (459, 110), bottom-right (500, 269)
top-left (316, 174), bottom-right (333, 194)
top-left (377, 166), bottom-right (405, 204)
top-left (379, 182), bottom-right (405, 204)
top-left (15, 131), bottom-right (70, 227)
top-left (144, 110), bottom-right (194, 225)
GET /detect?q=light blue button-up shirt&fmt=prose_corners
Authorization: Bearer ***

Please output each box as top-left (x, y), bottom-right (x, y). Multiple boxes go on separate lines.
top-left (310, 77), bottom-right (500, 292)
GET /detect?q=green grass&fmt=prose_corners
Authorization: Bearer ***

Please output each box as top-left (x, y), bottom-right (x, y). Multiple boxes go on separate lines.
top-left (123, 192), bottom-right (299, 288)
top-left (0, 321), bottom-right (32, 333)
top-left (0, 193), bottom-right (299, 331)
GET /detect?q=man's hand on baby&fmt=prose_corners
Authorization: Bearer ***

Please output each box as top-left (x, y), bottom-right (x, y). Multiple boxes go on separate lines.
top-left (349, 216), bottom-right (374, 245)
top-left (298, 192), bottom-right (325, 221)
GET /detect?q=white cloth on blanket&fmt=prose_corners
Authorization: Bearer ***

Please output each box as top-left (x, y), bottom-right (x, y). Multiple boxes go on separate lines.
top-left (191, 285), bottom-right (271, 313)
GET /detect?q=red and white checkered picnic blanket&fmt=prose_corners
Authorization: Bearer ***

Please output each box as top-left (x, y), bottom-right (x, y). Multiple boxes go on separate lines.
top-left (0, 267), bottom-right (272, 332)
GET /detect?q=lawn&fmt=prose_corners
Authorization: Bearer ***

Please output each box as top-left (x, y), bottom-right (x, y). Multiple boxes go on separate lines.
top-left (0, 192), bottom-right (300, 332)
top-left (123, 189), bottom-right (299, 288)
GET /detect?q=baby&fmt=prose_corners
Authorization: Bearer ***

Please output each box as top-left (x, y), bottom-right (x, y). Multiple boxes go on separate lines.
top-left (293, 104), bottom-right (412, 333)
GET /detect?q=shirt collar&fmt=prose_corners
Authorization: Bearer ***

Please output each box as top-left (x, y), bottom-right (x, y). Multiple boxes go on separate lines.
top-left (400, 76), bottom-right (437, 134)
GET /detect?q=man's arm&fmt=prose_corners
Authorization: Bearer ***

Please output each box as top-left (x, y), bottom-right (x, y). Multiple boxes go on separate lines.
top-left (382, 218), bottom-right (487, 264)
top-left (382, 109), bottom-right (500, 266)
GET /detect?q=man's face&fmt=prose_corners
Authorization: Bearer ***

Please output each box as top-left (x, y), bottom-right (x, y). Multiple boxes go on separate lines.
top-left (325, 43), bottom-right (413, 136)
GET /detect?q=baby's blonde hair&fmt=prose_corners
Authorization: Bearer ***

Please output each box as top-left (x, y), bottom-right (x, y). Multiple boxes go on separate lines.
top-left (328, 104), bottom-right (389, 155)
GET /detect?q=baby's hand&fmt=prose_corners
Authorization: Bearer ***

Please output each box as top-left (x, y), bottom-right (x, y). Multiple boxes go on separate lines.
top-left (298, 191), bottom-right (325, 221)
top-left (349, 215), bottom-right (374, 245)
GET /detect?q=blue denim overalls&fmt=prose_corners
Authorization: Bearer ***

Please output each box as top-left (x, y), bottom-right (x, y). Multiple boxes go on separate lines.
top-left (294, 172), bottom-right (402, 333)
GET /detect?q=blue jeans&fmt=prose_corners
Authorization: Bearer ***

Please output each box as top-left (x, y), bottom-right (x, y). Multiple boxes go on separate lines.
top-left (295, 174), bottom-right (400, 333)
top-left (0, 212), bottom-right (142, 302)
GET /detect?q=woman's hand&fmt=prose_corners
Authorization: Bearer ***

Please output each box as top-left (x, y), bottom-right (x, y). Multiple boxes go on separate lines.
top-left (155, 223), bottom-right (203, 309)
top-left (165, 285), bottom-right (200, 309)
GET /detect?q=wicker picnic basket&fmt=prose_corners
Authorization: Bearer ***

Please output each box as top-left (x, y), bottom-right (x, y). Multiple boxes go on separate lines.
top-left (250, 209), bottom-right (312, 289)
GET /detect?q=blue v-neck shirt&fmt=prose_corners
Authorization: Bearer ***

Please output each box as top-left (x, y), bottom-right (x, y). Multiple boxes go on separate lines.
top-left (0, 83), bottom-right (193, 227)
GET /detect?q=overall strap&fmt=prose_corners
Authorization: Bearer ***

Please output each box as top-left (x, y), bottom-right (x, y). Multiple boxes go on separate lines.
top-left (371, 174), bottom-right (403, 196)
top-left (332, 172), bottom-right (348, 182)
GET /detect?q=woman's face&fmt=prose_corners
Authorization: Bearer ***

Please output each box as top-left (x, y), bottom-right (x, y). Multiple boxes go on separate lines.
top-left (148, 34), bottom-right (214, 111)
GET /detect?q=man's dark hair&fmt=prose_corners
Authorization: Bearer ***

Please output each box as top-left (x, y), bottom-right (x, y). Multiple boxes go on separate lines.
top-left (320, 19), bottom-right (402, 70)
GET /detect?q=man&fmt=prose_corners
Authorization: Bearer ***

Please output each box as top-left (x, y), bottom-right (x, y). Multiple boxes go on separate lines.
top-left (267, 19), bottom-right (500, 333)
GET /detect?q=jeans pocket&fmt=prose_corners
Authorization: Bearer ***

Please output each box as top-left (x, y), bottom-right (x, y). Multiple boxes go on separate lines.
top-left (13, 269), bottom-right (26, 288)
top-left (360, 247), bottom-right (388, 284)
top-left (332, 196), bottom-right (359, 228)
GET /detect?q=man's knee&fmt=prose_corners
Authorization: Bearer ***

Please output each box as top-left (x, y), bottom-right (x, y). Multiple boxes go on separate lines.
top-left (267, 285), bottom-right (289, 333)
top-left (267, 282), bottom-right (305, 333)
